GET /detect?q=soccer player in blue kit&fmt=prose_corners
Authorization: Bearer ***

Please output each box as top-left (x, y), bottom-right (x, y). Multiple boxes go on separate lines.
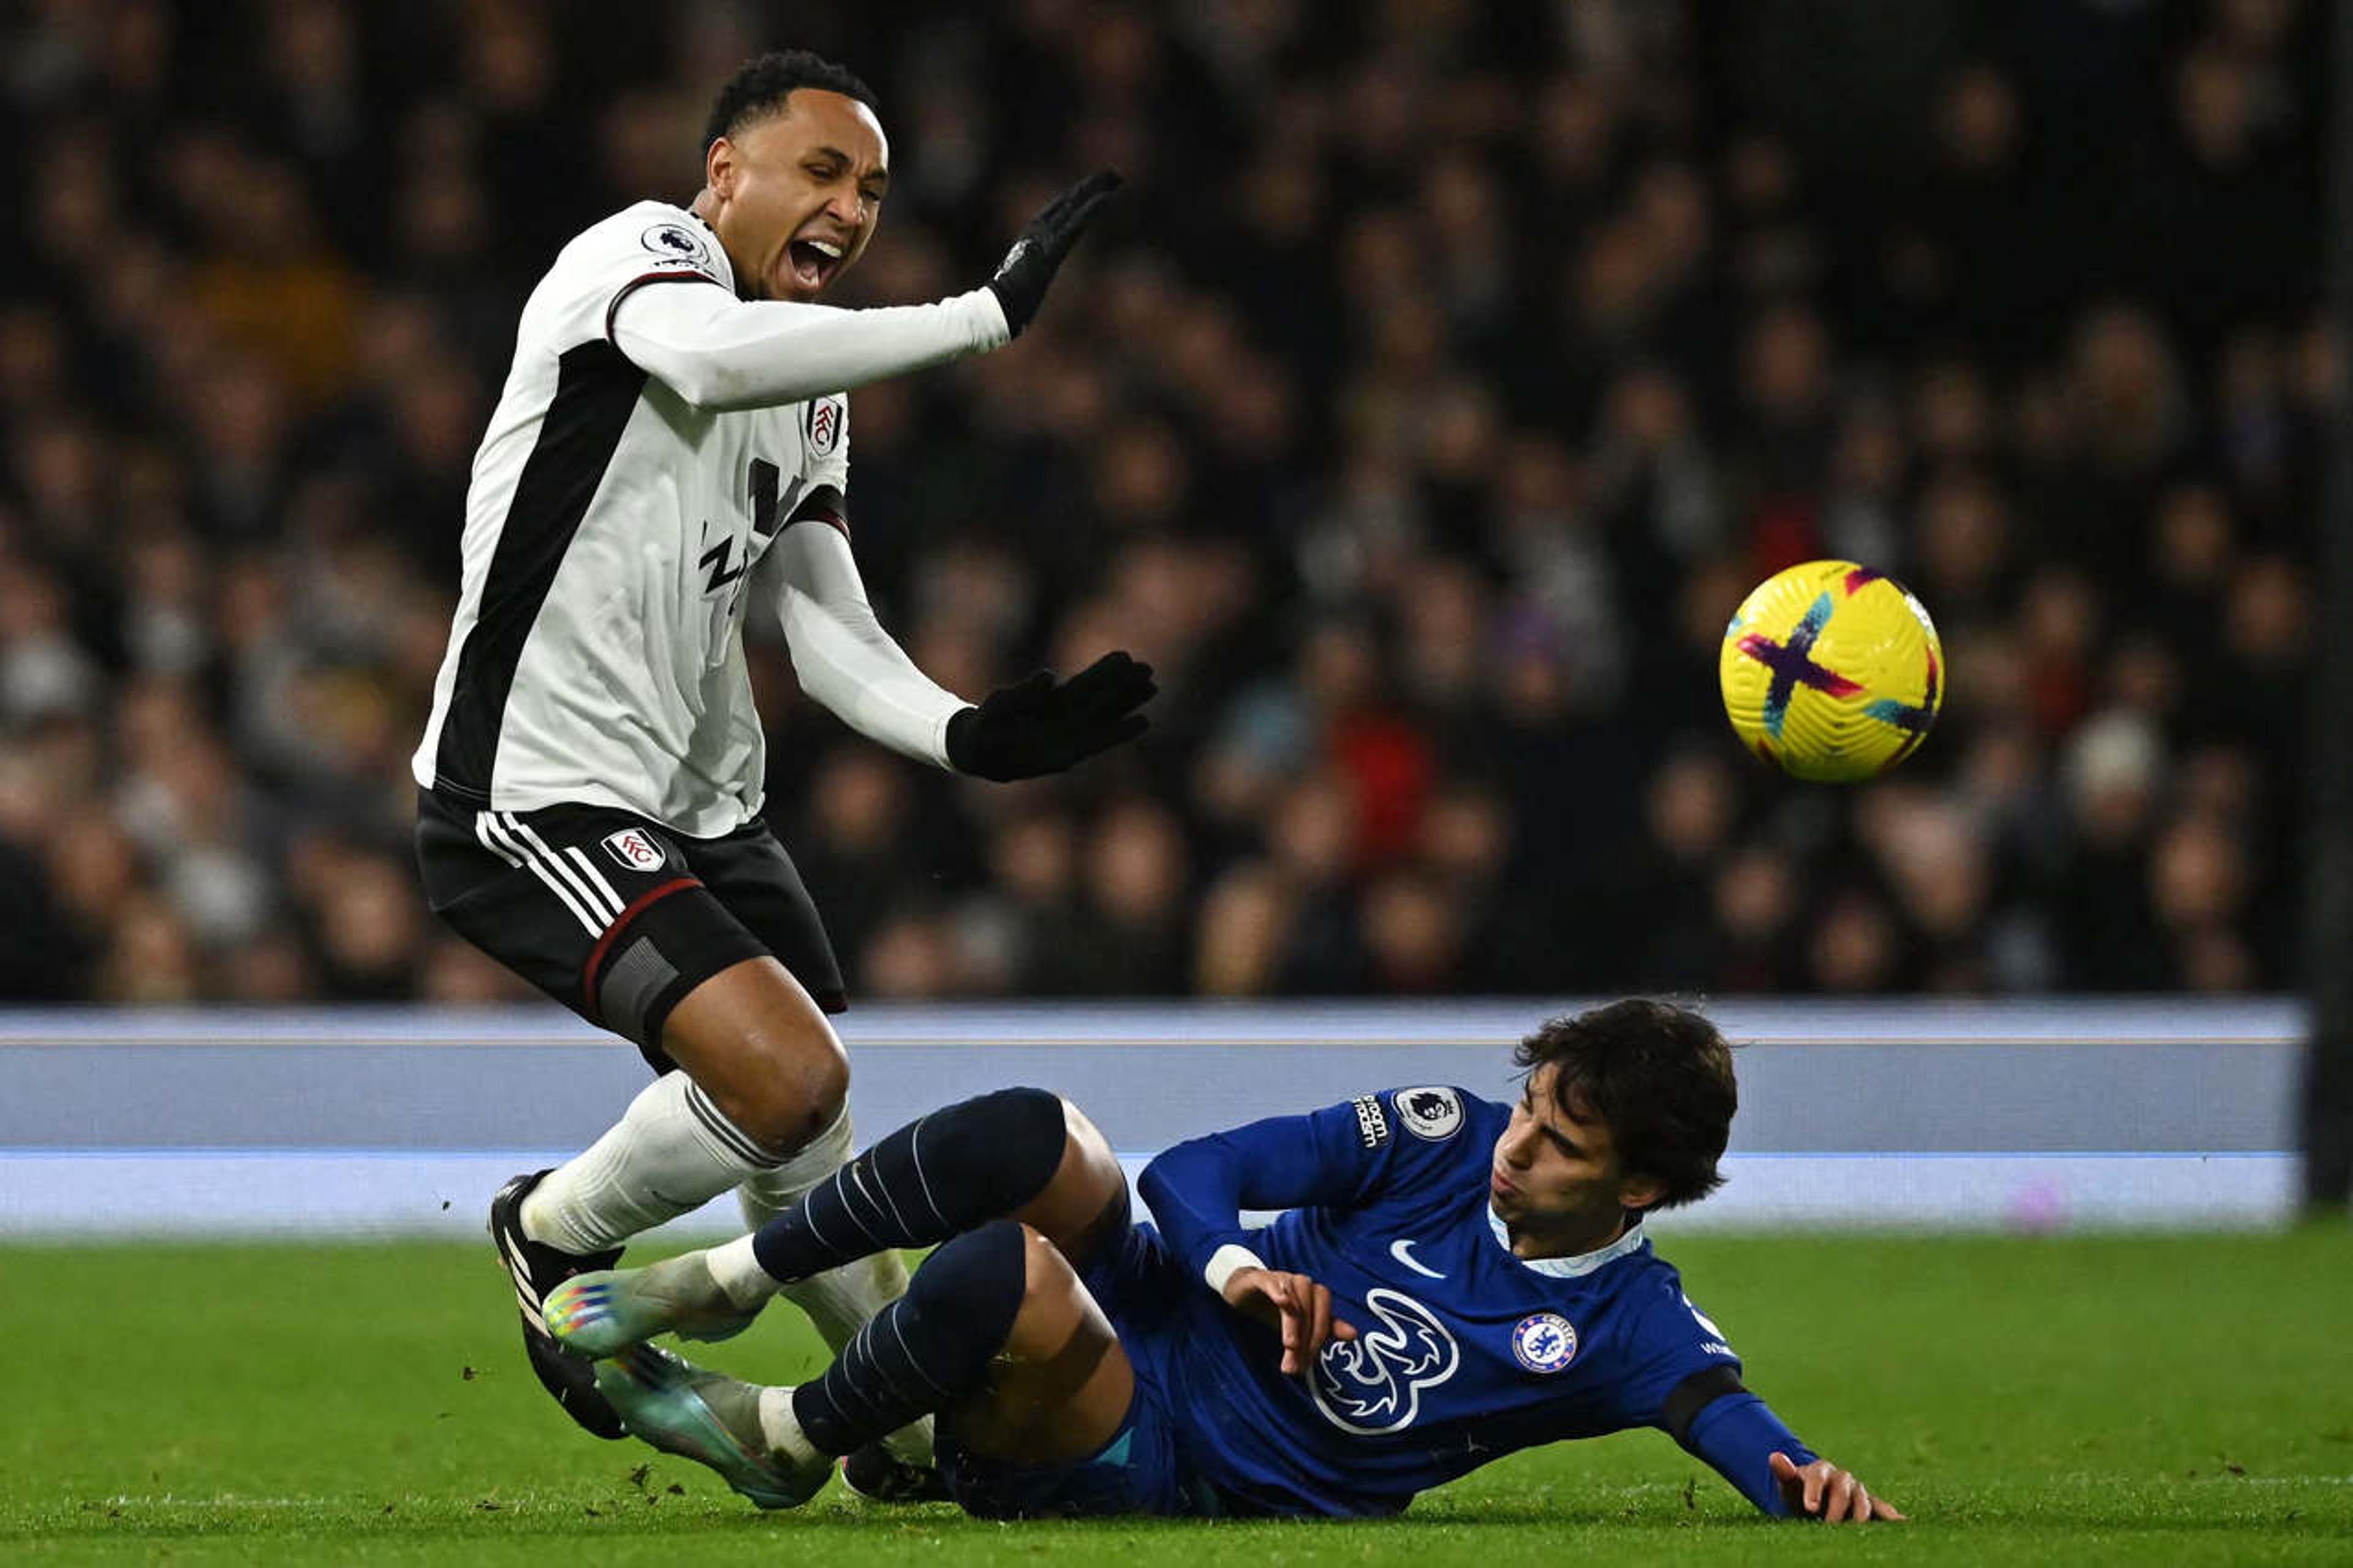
top-left (544, 999), bottom-right (1903, 1522)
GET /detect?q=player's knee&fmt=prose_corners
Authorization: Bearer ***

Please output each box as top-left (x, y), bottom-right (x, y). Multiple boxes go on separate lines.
top-left (932, 1086), bottom-right (1069, 1195)
top-left (687, 1025), bottom-right (848, 1155)
top-left (657, 957), bottom-right (850, 1151)
top-left (1017, 1221), bottom-right (1075, 1295)
top-left (909, 1218), bottom-right (1032, 1346)
top-left (1004, 1222), bottom-right (1084, 1333)
top-left (792, 1033), bottom-right (852, 1125)
top-left (1052, 1100), bottom-right (1124, 1203)
top-left (738, 1039), bottom-right (849, 1153)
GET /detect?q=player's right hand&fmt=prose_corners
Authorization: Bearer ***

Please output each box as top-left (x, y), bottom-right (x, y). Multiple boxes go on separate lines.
top-left (985, 169), bottom-right (1122, 337)
top-left (1768, 1452), bottom-right (1904, 1523)
top-left (945, 651), bottom-right (1155, 781)
top-left (1221, 1267), bottom-right (1358, 1377)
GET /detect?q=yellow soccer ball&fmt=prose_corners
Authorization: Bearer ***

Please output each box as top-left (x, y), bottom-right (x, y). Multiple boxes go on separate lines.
top-left (1719, 561), bottom-right (1943, 782)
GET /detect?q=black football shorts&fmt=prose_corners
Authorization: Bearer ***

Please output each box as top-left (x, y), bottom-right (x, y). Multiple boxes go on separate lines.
top-left (414, 787), bottom-right (847, 1070)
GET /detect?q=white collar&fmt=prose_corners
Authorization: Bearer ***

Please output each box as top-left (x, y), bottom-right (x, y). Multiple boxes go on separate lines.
top-left (1486, 1205), bottom-right (1650, 1278)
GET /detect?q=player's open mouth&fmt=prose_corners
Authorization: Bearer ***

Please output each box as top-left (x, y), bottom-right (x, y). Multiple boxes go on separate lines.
top-left (787, 237), bottom-right (845, 289)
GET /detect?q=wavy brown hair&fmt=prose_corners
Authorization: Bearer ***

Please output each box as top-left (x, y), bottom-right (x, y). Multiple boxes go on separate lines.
top-left (1514, 999), bottom-right (1736, 1211)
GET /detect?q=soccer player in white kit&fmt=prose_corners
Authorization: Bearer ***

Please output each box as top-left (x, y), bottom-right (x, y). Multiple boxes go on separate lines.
top-left (407, 50), bottom-right (1143, 1493)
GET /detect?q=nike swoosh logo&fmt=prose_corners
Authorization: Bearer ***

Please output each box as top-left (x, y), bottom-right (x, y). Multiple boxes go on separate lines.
top-left (1390, 1238), bottom-right (1445, 1279)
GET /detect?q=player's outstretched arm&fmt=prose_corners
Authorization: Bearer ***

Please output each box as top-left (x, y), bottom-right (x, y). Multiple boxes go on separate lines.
top-left (610, 172), bottom-right (1120, 411)
top-left (613, 278), bottom-right (1005, 411)
top-left (773, 519), bottom-right (1153, 776)
top-left (1673, 1376), bottom-right (1904, 1521)
top-left (1767, 1452), bottom-right (1904, 1523)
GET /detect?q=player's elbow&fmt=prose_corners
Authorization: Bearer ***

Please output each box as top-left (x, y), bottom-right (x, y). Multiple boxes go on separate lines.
top-left (1135, 1156), bottom-right (1169, 1212)
top-left (782, 638), bottom-right (855, 720)
top-left (698, 365), bottom-right (776, 412)
top-left (665, 360), bottom-right (756, 412)
top-left (1135, 1144), bottom-right (1197, 1215)
top-left (629, 340), bottom-right (756, 411)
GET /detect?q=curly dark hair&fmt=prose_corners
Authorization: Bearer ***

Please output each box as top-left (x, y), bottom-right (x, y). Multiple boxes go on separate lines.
top-left (702, 50), bottom-right (880, 154)
top-left (1513, 999), bottom-right (1737, 1211)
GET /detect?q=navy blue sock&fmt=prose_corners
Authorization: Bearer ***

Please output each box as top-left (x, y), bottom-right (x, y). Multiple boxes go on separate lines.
top-left (791, 1218), bottom-right (1029, 1455)
top-left (751, 1086), bottom-right (1066, 1284)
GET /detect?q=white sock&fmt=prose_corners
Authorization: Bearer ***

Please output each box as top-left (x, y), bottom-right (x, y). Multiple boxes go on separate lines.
top-left (757, 1384), bottom-right (822, 1466)
top-left (733, 1105), bottom-right (887, 1334)
top-left (704, 1234), bottom-right (779, 1311)
top-left (523, 1071), bottom-right (780, 1254)
top-left (733, 1108), bottom-right (933, 1468)
top-left (732, 1100), bottom-right (854, 1226)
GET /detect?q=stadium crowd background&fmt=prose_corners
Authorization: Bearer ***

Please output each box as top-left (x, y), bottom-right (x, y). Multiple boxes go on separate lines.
top-left (0, 0), bottom-right (2325, 1005)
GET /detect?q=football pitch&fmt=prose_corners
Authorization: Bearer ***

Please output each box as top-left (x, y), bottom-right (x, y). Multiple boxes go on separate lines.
top-left (4, 1229), bottom-right (2348, 1565)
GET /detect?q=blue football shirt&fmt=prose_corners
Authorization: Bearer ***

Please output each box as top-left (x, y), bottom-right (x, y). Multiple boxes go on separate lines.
top-left (1134, 1086), bottom-right (1815, 1517)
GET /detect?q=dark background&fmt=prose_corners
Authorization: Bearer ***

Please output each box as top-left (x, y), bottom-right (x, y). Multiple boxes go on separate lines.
top-left (0, 0), bottom-right (2325, 1004)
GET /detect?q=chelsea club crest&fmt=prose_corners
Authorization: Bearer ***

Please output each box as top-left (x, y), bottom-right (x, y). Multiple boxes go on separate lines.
top-left (1511, 1312), bottom-right (1578, 1374)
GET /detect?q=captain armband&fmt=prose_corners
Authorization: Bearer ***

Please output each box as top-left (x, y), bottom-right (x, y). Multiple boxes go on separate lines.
top-left (1662, 1364), bottom-right (1750, 1449)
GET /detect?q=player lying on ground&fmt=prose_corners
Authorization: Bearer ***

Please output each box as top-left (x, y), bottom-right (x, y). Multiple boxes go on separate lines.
top-left (408, 46), bottom-right (1137, 1491)
top-left (542, 1000), bottom-right (1902, 1521)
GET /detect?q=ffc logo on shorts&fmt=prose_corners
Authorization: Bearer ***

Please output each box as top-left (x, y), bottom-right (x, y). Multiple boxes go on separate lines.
top-left (601, 827), bottom-right (665, 872)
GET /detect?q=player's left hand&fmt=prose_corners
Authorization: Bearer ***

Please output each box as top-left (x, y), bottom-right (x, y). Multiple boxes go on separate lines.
top-left (945, 652), bottom-right (1156, 781)
top-left (986, 169), bottom-right (1123, 337)
top-left (1220, 1267), bottom-right (1359, 1377)
top-left (1768, 1452), bottom-right (1904, 1522)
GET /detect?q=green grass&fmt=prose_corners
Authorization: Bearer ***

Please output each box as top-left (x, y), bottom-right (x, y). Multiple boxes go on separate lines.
top-left (4, 1229), bottom-right (2350, 1564)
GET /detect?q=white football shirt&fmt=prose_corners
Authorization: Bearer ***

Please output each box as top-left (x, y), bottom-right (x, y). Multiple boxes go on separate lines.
top-left (413, 202), bottom-right (995, 837)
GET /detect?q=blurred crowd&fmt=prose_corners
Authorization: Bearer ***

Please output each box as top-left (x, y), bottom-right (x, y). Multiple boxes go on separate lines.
top-left (0, 0), bottom-right (2328, 1004)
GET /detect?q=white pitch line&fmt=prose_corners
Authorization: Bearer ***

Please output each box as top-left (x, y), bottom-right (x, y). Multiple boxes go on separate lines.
top-left (94, 1496), bottom-right (347, 1508)
top-left (84, 1494), bottom-right (537, 1508)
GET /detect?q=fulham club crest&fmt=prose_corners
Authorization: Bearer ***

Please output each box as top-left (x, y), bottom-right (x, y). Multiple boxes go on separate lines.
top-left (601, 827), bottom-right (665, 872)
top-left (808, 396), bottom-right (843, 457)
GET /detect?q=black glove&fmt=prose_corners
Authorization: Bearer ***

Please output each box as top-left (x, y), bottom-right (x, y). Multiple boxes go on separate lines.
top-left (985, 170), bottom-right (1123, 338)
top-left (945, 652), bottom-right (1156, 781)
